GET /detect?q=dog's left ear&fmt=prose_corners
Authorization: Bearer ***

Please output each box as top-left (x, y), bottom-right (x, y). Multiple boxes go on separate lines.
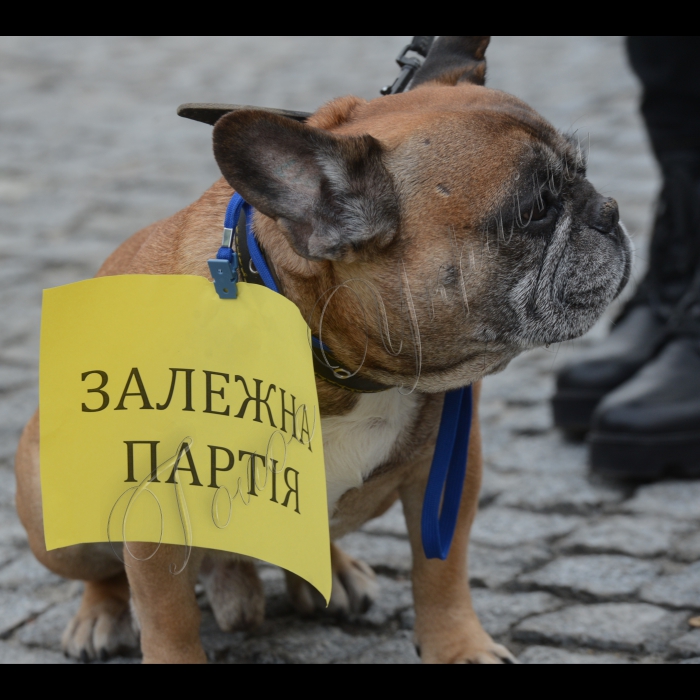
top-left (213, 110), bottom-right (399, 261)
top-left (410, 36), bottom-right (490, 88)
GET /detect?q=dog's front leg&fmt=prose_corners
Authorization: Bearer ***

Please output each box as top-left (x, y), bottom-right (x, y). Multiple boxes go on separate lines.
top-left (400, 384), bottom-right (516, 664)
top-left (125, 543), bottom-right (206, 664)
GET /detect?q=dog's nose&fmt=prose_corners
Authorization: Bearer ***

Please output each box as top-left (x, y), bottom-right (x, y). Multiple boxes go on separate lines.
top-left (589, 196), bottom-right (620, 234)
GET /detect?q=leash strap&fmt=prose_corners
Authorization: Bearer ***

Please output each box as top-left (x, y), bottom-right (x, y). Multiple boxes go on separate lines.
top-left (421, 385), bottom-right (473, 559)
top-left (212, 192), bottom-right (472, 560)
top-left (380, 36), bottom-right (435, 95)
top-left (244, 211), bottom-right (280, 293)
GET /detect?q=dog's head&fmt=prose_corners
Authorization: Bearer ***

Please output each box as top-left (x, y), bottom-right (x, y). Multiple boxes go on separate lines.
top-left (212, 37), bottom-right (632, 392)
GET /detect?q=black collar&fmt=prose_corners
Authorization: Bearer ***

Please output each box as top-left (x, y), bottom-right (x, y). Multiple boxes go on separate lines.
top-left (233, 208), bottom-right (390, 394)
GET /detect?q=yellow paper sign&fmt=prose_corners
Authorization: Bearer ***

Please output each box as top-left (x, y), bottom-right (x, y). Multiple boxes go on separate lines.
top-left (40, 275), bottom-right (331, 602)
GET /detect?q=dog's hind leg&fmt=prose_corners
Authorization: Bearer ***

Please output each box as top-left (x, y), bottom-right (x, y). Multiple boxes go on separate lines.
top-left (15, 411), bottom-right (138, 661)
top-left (399, 384), bottom-right (517, 664)
top-left (285, 541), bottom-right (378, 617)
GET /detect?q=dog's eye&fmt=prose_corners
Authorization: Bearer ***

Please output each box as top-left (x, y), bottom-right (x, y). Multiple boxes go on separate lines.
top-left (520, 192), bottom-right (554, 224)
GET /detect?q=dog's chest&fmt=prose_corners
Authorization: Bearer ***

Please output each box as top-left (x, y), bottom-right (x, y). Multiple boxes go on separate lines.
top-left (321, 389), bottom-right (420, 513)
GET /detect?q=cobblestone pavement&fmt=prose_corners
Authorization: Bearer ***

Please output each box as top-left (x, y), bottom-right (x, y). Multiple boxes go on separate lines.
top-left (2, 36), bottom-right (699, 664)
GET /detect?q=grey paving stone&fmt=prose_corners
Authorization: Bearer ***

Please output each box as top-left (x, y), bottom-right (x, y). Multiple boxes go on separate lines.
top-left (561, 516), bottom-right (694, 558)
top-left (255, 566), bottom-right (297, 620)
top-left (0, 505), bottom-right (27, 548)
top-left (15, 597), bottom-right (80, 651)
top-left (362, 576), bottom-right (413, 627)
top-left (0, 432), bottom-right (22, 470)
top-left (360, 501), bottom-right (407, 538)
top-left (481, 356), bottom-right (555, 406)
top-left (640, 562), bottom-right (700, 609)
top-left (336, 533), bottom-right (412, 574)
top-left (0, 545), bottom-right (16, 569)
top-left (341, 632), bottom-right (419, 664)
top-left (0, 467), bottom-right (16, 508)
top-left (480, 401), bottom-right (553, 446)
top-left (514, 603), bottom-right (688, 653)
top-left (483, 433), bottom-right (588, 476)
top-left (257, 563), bottom-right (286, 595)
top-left (623, 481), bottom-right (700, 521)
top-left (518, 645), bottom-right (632, 664)
top-left (0, 386), bottom-right (36, 436)
top-left (0, 365), bottom-right (34, 393)
top-left (225, 622), bottom-right (378, 664)
top-left (0, 640), bottom-right (73, 664)
top-left (0, 590), bottom-right (51, 637)
top-left (103, 655), bottom-right (140, 664)
top-left (200, 609), bottom-right (245, 661)
top-left (472, 590), bottom-right (564, 636)
top-left (495, 474), bottom-right (624, 514)
top-left (518, 555), bottom-right (662, 601)
top-left (672, 530), bottom-right (700, 562)
top-left (469, 542), bottom-right (551, 589)
top-left (0, 551), bottom-right (64, 591)
top-left (491, 403), bottom-right (554, 436)
top-left (669, 630), bottom-right (700, 659)
top-left (471, 508), bottom-right (583, 548)
top-left (479, 469), bottom-right (521, 507)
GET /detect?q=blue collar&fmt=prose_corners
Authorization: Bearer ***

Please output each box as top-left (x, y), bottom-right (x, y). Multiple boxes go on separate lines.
top-left (208, 192), bottom-right (472, 560)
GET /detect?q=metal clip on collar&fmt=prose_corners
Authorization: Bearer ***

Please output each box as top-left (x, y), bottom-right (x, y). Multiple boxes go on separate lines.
top-left (380, 35), bottom-right (435, 95)
top-left (208, 196), bottom-right (243, 299)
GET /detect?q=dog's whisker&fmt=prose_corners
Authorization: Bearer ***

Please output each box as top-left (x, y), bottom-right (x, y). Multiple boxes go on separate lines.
top-left (311, 282), bottom-right (371, 377)
top-left (514, 192), bottom-right (522, 227)
top-left (398, 261), bottom-right (422, 395)
top-left (458, 242), bottom-right (471, 316)
top-left (585, 132), bottom-right (591, 167)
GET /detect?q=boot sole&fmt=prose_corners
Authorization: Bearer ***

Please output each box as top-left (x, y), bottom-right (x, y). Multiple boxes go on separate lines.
top-left (589, 431), bottom-right (700, 479)
top-left (552, 390), bottom-right (604, 433)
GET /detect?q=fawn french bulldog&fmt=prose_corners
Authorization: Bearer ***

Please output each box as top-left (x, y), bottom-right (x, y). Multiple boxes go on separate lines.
top-left (15, 36), bottom-right (631, 663)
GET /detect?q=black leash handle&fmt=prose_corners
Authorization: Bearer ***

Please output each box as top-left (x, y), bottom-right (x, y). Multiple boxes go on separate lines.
top-left (381, 36), bottom-right (435, 95)
top-left (409, 36), bottom-right (435, 57)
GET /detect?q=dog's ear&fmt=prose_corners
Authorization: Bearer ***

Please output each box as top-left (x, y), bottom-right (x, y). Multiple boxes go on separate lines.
top-left (212, 110), bottom-right (399, 261)
top-left (410, 36), bottom-right (490, 88)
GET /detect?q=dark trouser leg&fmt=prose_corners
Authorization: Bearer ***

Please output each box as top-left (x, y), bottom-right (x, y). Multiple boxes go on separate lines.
top-left (627, 37), bottom-right (700, 308)
top-left (586, 38), bottom-right (700, 477)
top-left (553, 37), bottom-right (700, 434)
top-left (628, 36), bottom-right (700, 157)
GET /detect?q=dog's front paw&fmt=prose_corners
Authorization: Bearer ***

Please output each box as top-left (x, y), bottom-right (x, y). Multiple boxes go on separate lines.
top-left (285, 543), bottom-right (379, 617)
top-left (62, 595), bottom-right (138, 662)
top-left (418, 627), bottom-right (518, 665)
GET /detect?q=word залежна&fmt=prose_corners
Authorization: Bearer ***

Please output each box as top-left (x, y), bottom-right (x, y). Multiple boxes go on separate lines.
top-left (80, 367), bottom-right (313, 449)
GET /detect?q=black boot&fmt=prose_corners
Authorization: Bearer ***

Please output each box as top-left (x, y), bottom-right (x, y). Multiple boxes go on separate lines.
top-left (589, 271), bottom-right (700, 478)
top-left (552, 153), bottom-right (700, 433)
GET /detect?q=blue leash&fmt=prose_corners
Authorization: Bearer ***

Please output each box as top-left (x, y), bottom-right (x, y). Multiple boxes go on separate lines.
top-left (210, 193), bottom-right (472, 560)
top-left (421, 385), bottom-right (473, 559)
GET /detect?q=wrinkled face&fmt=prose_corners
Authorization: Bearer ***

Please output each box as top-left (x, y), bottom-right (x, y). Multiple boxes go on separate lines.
top-left (213, 83), bottom-right (631, 393)
top-left (387, 92), bottom-right (631, 390)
